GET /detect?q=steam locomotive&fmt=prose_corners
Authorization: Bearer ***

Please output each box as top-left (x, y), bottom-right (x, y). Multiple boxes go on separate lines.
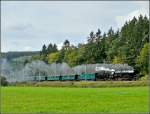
top-left (32, 64), bottom-right (136, 81)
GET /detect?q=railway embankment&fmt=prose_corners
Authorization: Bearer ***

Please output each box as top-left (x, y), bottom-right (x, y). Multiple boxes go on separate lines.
top-left (8, 80), bottom-right (149, 88)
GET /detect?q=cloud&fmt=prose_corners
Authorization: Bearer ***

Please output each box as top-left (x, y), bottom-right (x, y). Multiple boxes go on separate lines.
top-left (24, 46), bottom-right (33, 51)
top-left (1, 1), bottom-right (149, 52)
top-left (133, 1), bottom-right (149, 10)
top-left (57, 42), bottom-right (63, 50)
top-left (116, 1), bottom-right (149, 28)
top-left (9, 23), bottom-right (33, 31)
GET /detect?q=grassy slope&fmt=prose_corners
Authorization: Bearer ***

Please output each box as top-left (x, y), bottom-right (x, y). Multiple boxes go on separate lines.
top-left (1, 87), bottom-right (149, 113)
top-left (12, 80), bottom-right (148, 87)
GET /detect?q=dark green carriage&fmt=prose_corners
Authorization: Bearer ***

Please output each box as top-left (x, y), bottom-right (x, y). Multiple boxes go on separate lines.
top-left (79, 74), bottom-right (95, 80)
top-left (61, 75), bottom-right (75, 81)
top-left (47, 76), bottom-right (60, 81)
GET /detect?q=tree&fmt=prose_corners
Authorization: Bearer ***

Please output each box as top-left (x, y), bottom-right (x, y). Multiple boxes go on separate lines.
top-left (95, 29), bottom-right (102, 43)
top-left (63, 40), bottom-right (70, 50)
top-left (102, 32), bottom-right (107, 39)
top-left (118, 14), bottom-right (149, 66)
top-left (53, 44), bottom-right (58, 52)
top-left (48, 52), bottom-right (60, 64)
top-left (0, 76), bottom-right (8, 86)
top-left (107, 27), bottom-right (114, 38)
top-left (87, 31), bottom-right (95, 43)
top-left (136, 43), bottom-right (149, 76)
top-left (41, 44), bottom-right (47, 55)
top-left (112, 56), bottom-right (124, 64)
top-left (106, 38), bottom-right (120, 63)
top-left (47, 43), bottom-right (58, 54)
top-left (31, 55), bottom-right (42, 61)
top-left (47, 43), bottom-right (53, 54)
top-left (64, 49), bottom-right (79, 66)
top-left (40, 44), bottom-right (47, 62)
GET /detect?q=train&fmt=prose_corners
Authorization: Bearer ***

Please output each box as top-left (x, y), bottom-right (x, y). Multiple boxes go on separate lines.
top-left (31, 64), bottom-right (137, 81)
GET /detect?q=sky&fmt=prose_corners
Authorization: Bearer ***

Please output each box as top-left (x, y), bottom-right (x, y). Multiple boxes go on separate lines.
top-left (1, 1), bottom-right (149, 52)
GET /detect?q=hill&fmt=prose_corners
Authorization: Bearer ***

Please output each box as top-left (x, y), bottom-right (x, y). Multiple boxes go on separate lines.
top-left (0, 51), bottom-right (40, 60)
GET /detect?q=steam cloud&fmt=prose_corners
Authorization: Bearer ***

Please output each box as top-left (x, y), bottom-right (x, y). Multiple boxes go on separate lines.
top-left (0, 58), bottom-right (134, 82)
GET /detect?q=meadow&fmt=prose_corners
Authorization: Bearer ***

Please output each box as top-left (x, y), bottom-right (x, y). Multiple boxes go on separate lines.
top-left (1, 86), bottom-right (149, 113)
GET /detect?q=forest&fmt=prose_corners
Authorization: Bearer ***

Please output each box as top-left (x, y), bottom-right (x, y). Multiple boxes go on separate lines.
top-left (12, 15), bottom-right (149, 79)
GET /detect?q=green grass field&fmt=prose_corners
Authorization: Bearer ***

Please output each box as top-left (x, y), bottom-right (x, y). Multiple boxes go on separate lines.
top-left (1, 86), bottom-right (149, 113)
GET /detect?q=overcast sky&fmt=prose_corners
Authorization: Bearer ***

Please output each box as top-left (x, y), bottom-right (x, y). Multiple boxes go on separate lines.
top-left (1, 1), bottom-right (149, 52)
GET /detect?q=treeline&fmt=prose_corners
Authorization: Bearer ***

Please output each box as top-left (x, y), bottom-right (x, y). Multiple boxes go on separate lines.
top-left (32, 15), bottom-right (149, 77)
top-left (1, 51), bottom-right (40, 60)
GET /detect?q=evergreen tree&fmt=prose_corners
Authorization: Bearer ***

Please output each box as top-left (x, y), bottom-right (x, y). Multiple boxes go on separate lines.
top-left (47, 43), bottom-right (53, 54)
top-left (87, 31), bottom-right (95, 43)
top-left (53, 44), bottom-right (58, 52)
top-left (41, 44), bottom-right (47, 55)
top-left (47, 43), bottom-right (58, 54)
top-left (63, 40), bottom-right (70, 50)
top-left (95, 29), bottom-right (102, 43)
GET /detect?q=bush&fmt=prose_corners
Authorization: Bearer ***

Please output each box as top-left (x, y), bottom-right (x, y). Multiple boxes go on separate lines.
top-left (140, 75), bottom-right (148, 81)
top-left (0, 76), bottom-right (8, 86)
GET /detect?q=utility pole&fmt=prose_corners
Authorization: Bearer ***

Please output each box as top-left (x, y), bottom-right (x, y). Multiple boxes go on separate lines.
top-left (55, 62), bottom-right (57, 76)
top-left (85, 64), bottom-right (87, 81)
top-left (23, 69), bottom-right (24, 82)
top-left (39, 71), bottom-right (40, 82)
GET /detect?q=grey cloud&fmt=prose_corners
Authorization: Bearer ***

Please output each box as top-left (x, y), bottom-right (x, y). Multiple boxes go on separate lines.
top-left (9, 23), bottom-right (33, 31)
top-left (1, 1), bottom-right (149, 52)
